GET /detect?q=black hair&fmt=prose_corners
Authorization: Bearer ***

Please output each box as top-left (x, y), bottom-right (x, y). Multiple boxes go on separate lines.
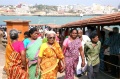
top-left (24, 31), bottom-right (29, 35)
top-left (87, 26), bottom-right (96, 31)
top-left (4, 28), bottom-right (7, 31)
top-left (28, 27), bottom-right (37, 37)
top-left (113, 27), bottom-right (119, 30)
top-left (89, 31), bottom-right (98, 40)
top-left (24, 31), bottom-right (29, 37)
top-left (10, 34), bottom-right (18, 40)
top-left (113, 27), bottom-right (119, 33)
top-left (9, 29), bottom-right (18, 40)
top-left (70, 28), bottom-right (78, 34)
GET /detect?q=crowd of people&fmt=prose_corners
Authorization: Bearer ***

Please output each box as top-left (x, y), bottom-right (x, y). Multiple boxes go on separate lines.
top-left (3, 26), bottom-right (120, 79)
top-left (0, 27), bottom-right (7, 39)
top-left (99, 27), bottom-right (120, 78)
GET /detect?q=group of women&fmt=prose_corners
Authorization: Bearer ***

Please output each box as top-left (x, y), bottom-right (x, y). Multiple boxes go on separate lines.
top-left (5, 27), bottom-right (85, 79)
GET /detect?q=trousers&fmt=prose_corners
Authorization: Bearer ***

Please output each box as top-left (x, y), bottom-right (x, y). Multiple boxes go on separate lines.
top-left (87, 63), bottom-right (100, 79)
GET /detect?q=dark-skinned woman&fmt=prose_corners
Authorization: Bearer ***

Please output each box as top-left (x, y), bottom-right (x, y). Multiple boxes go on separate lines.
top-left (62, 29), bottom-right (85, 79)
top-left (23, 27), bottom-right (42, 79)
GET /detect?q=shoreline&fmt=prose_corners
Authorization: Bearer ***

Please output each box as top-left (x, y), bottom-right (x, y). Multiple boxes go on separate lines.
top-left (0, 14), bottom-right (104, 16)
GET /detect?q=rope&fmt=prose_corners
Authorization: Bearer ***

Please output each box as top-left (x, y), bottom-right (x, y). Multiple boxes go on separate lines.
top-left (100, 59), bottom-right (120, 68)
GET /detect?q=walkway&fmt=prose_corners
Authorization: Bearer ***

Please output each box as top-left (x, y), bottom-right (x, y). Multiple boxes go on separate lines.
top-left (0, 44), bottom-right (114, 79)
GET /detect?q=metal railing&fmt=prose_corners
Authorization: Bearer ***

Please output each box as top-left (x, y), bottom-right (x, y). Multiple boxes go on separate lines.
top-left (100, 55), bottom-right (120, 79)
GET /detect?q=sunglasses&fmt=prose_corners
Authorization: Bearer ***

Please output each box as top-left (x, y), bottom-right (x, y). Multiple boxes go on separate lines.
top-left (48, 37), bottom-right (55, 39)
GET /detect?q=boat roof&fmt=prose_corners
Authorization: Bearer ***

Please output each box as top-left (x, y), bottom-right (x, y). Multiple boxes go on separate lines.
top-left (61, 12), bottom-right (120, 28)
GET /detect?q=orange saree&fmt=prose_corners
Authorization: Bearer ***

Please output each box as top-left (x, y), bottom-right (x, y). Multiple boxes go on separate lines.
top-left (38, 42), bottom-right (64, 79)
top-left (5, 43), bottom-right (28, 79)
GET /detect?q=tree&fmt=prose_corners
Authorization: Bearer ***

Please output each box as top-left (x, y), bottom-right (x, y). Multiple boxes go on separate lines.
top-left (112, 8), bottom-right (118, 12)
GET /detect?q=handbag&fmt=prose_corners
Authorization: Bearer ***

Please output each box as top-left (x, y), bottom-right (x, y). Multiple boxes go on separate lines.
top-left (58, 60), bottom-right (64, 73)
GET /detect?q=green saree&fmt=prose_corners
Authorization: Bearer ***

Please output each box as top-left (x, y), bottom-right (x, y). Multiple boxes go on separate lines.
top-left (26, 38), bottom-right (42, 79)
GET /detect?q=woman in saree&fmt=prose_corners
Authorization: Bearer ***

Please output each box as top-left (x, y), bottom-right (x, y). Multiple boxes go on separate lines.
top-left (5, 29), bottom-right (28, 79)
top-left (23, 27), bottom-right (42, 79)
top-left (62, 29), bottom-right (85, 79)
top-left (35, 31), bottom-right (65, 79)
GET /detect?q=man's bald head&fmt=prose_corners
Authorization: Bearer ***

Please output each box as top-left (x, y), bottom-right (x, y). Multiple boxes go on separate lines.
top-left (78, 30), bottom-right (83, 37)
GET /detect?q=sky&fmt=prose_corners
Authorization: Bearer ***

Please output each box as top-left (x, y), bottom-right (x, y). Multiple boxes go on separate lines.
top-left (0, 0), bottom-right (120, 7)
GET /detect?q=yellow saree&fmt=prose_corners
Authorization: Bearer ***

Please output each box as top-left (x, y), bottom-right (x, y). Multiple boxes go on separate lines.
top-left (38, 42), bottom-right (64, 79)
top-left (5, 43), bottom-right (13, 71)
top-left (5, 43), bottom-right (28, 79)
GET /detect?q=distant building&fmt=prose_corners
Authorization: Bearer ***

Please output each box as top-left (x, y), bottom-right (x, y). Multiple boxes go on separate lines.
top-left (15, 3), bottom-right (31, 15)
top-left (72, 4), bottom-right (81, 12)
top-left (91, 3), bottom-right (115, 14)
top-left (57, 5), bottom-right (65, 14)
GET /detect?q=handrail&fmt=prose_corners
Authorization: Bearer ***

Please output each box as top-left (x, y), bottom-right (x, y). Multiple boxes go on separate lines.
top-left (100, 59), bottom-right (120, 68)
top-left (100, 58), bottom-right (120, 79)
top-left (100, 70), bottom-right (119, 79)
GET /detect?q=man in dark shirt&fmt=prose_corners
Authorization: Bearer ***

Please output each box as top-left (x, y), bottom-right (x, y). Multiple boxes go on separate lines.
top-left (108, 27), bottom-right (120, 78)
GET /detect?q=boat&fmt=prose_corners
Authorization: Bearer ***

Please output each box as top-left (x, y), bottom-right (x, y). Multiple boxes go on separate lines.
top-left (80, 13), bottom-right (84, 17)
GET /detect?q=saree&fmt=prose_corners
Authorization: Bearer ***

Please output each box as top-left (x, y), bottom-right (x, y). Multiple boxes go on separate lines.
top-left (64, 38), bottom-right (82, 79)
top-left (26, 38), bottom-right (42, 79)
top-left (5, 43), bottom-right (13, 71)
top-left (5, 43), bottom-right (28, 79)
top-left (38, 42), bottom-right (64, 79)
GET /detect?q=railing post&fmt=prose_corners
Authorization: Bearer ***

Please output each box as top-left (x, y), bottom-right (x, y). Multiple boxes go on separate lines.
top-left (97, 26), bottom-right (100, 38)
top-left (83, 27), bottom-right (85, 35)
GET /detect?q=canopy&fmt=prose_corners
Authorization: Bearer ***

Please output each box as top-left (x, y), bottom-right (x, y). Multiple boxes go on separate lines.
top-left (61, 12), bottom-right (120, 28)
top-left (46, 24), bottom-right (61, 28)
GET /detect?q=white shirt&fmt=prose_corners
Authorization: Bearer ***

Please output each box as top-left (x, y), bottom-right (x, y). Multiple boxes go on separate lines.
top-left (82, 35), bottom-right (91, 50)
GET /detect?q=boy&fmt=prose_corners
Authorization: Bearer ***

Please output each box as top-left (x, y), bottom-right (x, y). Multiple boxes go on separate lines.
top-left (84, 31), bottom-right (101, 79)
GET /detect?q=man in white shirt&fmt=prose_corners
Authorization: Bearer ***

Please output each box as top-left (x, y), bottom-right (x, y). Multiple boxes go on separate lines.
top-left (76, 30), bottom-right (91, 77)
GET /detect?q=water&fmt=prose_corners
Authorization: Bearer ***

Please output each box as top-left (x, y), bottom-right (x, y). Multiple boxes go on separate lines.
top-left (0, 15), bottom-right (119, 29)
top-left (0, 15), bottom-right (96, 25)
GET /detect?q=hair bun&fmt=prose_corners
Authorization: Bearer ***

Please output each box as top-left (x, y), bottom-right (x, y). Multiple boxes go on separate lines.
top-left (9, 29), bottom-right (19, 40)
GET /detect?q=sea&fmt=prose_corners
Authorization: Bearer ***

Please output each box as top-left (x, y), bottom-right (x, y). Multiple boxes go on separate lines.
top-left (0, 15), bottom-right (119, 29)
